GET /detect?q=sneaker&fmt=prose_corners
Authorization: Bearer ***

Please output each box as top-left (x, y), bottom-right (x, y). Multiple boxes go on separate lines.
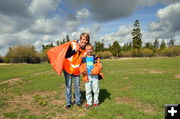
top-left (94, 104), bottom-right (99, 108)
top-left (84, 104), bottom-right (91, 110)
top-left (66, 105), bottom-right (71, 109)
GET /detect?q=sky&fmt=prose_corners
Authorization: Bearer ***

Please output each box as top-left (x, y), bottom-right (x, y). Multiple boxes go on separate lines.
top-left (0, 0), bottom-right (180, 56)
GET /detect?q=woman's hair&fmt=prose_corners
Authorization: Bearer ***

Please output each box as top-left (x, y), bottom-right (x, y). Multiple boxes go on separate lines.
top-left (80, 32), bottom-right (90, 43)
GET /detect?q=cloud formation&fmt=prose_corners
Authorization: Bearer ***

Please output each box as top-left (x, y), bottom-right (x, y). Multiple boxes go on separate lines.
top-left (0, 0), bottom-right (179, 56)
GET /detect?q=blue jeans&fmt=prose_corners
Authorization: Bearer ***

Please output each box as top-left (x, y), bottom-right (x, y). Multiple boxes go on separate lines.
top-left (63, 70), bottom-right (81, 106)
top-left (85, 75), bottom-right (99, 105)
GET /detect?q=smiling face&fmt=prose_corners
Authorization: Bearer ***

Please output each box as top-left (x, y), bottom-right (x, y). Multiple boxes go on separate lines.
top-left (79, 36), bottom-right (89, 48)
top-left (79, 33), bottom-right (90, 49)
top-left (85, 45), bottom-right (93, 56)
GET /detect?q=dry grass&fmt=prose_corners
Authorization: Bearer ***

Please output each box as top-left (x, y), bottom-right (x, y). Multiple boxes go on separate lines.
top-left (115, 97), bottom-right (157, 114)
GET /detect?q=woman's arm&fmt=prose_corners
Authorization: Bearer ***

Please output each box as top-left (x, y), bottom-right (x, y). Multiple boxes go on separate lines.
top-left (65, 45), bottom-right (76, 58)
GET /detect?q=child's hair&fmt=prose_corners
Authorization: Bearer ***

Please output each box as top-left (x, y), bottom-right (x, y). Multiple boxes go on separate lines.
top-left (80, 32), bottom-right (90, 43)
top-left (85, 43), bottom-right (93, 49)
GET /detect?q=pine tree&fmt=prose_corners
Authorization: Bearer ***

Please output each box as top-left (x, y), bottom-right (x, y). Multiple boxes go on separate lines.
top-left (160, 40), bottom-right (166, 50)
top-left (131, 20), bottom-right (142, 49)
top-left (168, 39), bottom-right (174, 47)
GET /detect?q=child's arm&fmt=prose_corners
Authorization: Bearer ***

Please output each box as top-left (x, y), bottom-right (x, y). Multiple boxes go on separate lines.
top-left (91, 57), bottom-right (102, 75)
top-left (79, 63), bottom-right (87, 75)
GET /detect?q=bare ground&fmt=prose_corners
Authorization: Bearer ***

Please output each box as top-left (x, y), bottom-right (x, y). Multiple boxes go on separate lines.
top-left (115, 97), bottom-right (157, 114)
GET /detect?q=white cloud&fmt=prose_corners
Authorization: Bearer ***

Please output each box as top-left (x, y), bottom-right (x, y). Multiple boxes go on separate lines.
top-left (100, 25), bottom-right (133, 46)
top-left (76, 8), bottom-right (90, 19)
top-left (0, 0), bottom-right (180, 56)
top-left (29, 17), bottom-right (60, 34)
top-left (29, 0), bottom-right (60, 17)
top-left (149, 2), bottom-right (180, 39)
top-left (65, 0), bottom-right (175, 22)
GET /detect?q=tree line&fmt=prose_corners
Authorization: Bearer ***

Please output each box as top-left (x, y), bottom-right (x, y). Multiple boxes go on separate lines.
top-left (1, 20), bottom-right (180, 63)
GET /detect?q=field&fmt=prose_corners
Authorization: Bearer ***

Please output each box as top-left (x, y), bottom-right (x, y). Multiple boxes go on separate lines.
top-left (0, 57), bottom-right (180, 119)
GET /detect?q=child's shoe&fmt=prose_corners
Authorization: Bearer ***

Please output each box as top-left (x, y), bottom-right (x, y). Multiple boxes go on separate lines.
top-left (84, 104), bottom-right (91, 110)
top-left (94, 104), bottom-right (99, 108)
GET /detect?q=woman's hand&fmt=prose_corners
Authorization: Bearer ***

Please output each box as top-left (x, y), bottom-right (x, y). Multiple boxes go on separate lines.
top-left (82, 71), bottom-right (87, 75)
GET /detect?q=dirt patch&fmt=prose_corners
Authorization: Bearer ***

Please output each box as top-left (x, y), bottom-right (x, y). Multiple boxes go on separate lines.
top-left (115, 97), bottom-right (157, 114)
top-left (122, 77), bottom-right (129, 80)
top-left (0, 78), bottom-right (22, 85)
top-left (0, 63), bottom-right (12, 65)
top-left (174, 74), bottom-right (180, 78)
top-left (115, 114), bottom-right (123, 119)
top-left (121, 85), bottom-right (133, 90)
top-left (1, 89), bottom-right (86, 118)
top-left (148, 70), bottom-right (166, 74)
top-left (31, 70), bottom-right (54, 76)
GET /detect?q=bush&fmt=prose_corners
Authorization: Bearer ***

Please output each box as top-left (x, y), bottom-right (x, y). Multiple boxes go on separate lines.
top-left (132, 49), bottom-right (141, 57)
top-left (120, 50), bottom-right (133, 57)
top-left (140, 48), bottom-right (154, 57)
top-left (39, 48), bottom-right (50, 62)
top-left (160, 47), bottom-right (180, 57)
top-left (96, 51), bottom-right (113, 59)
top-left (0, 56), bottom-right (4, 63)
top-left (5, 45), bottom-right (41, 63)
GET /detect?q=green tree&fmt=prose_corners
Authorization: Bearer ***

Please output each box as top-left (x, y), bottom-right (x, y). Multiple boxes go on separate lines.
top-left (95, 41), bottom-right (104, 52)
top-left (109, 41), bottom-right (121, 57)
top-left (153, 39), bottom-right (159, 49)
top-left (123, 42), bottom-right (133, 51)
top-left (168, 39), bottom-right (174, 47)
top-left (160, 40), bottom-right (166, 50)
top-left (66, 35), bottom-right (70, 42)
top-left (145, 42), bottom-right (154, 50)
top-left (57, 41), bottom-right (60, 46)
top-left (60, 35), bottom-right (70, 44)
top-left (131, 20), bottom-right (142, 49)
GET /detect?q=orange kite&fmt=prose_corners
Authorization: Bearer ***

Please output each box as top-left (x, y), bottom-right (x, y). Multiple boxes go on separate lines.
top-left (47, 41), bottom-right (72, 75)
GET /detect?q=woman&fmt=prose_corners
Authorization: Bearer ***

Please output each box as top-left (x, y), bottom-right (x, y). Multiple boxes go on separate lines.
top-left (63, 33), bottom-right (90, 108)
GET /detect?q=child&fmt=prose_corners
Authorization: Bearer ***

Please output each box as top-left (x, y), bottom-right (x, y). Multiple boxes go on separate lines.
top-left (79, 43), bottom-right (104, 110)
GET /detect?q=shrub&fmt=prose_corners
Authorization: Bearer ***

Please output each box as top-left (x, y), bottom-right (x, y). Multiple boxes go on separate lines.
top-left (5, 45), bottom-right (41, 63)
top-left (96, 51), bottom-right (113, 59)
top-left (160, 47), bottom-right (180, 57)
top-left (0, 56), bottom-right (4, 63)
top-left (132, 49), bottom-right (141, 57)
top-left (120, 50), bottom-right (133, 57)
top-left (140, 48), bottom-right (154, 57)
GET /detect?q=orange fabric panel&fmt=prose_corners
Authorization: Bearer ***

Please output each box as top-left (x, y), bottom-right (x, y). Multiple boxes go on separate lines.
top-left (47, 42), bottom-right (71, 75)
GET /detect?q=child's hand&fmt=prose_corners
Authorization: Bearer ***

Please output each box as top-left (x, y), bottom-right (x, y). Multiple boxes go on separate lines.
top-left (82, 71), bottom-right (87, 75)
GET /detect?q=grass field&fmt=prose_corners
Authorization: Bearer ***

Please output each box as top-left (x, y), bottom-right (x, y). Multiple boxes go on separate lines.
top-left (0, 57), bottom-right (180, 119)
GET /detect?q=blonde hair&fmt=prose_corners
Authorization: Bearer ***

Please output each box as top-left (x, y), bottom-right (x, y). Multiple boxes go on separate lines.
top-left (85, 43), bottom-right (93, 49)
top-left (80, 32), bottom-right (90, 43)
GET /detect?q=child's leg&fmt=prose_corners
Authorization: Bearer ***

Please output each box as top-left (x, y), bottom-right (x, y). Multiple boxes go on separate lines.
top-left (92, 75), bottom-right (99, 104)
top-left (85, 76), bottom-right (93, 105)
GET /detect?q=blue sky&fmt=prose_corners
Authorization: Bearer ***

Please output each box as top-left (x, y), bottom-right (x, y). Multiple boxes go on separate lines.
top-left (0, 0), bottom-right (180, 56)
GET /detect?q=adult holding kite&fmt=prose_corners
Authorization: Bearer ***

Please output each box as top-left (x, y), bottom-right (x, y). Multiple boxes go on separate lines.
top-left (48, 33), bottom-right (90, 109)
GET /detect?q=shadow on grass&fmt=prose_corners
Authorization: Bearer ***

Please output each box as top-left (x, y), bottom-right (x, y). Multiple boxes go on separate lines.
top-left (80, 91), bottom-right (86, 104)
top-left (99, 89), bottom-right (111, 104)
